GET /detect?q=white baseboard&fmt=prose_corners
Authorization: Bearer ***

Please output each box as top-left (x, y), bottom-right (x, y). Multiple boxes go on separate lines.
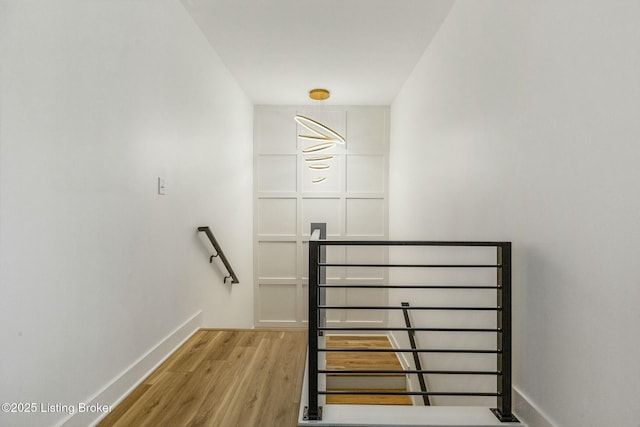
top-left (513, 386), bottom-right (557, 427)
top-left (57, 311), bottom-right (203, 427)
top-left (386, 331), bottom-right (422, 406)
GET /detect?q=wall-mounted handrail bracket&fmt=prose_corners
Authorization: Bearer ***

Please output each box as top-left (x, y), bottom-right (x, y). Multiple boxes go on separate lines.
top-left (198, 226), bottom-right (239, 284)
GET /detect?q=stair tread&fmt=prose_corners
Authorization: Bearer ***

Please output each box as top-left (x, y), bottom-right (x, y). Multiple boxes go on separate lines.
top-left (326, 336), bottom-right (404, 374)
top-left (326, 388), bottom-right (413, 405)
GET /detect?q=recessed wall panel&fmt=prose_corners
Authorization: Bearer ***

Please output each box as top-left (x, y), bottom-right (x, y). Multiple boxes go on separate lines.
top-left (302, 198), bottom-right (340, 236)
top-left (346, 155), bottom-right (385, 193)
top-left (258, 241), bottom-right (296, 279)
top-left (346, 198), bottom-right (385, 236)
top-left (258, 198), bottom-right (297, 236)
top-left (345, 108), bottom-right (387, 152)
top-left (258, 109), bottom-right (296, 154)
top-left (259, 155), bottom-right (297, 192)
top-left (259, 284), bottom-right (296, 321)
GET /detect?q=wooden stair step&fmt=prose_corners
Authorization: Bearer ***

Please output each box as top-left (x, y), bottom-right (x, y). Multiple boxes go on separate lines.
top-left (326, 389), bottom-right (413, 405)
top-left (325, 336), bottom-right (412, 405)
top-left (326, 336), bottom-right (404, 374)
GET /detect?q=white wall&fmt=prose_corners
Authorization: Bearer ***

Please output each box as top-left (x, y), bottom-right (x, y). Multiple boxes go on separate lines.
top-left (0, 1), bottom-right (253, 426)
top-left (390, 1), bottom-right (640, 426)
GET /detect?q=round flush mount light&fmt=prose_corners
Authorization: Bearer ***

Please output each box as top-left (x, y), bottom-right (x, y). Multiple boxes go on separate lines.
top-left (309, 88), bottom-right (330, 101)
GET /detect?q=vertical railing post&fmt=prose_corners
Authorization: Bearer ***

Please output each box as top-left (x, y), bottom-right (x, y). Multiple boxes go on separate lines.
top-left (313, 223), bottom-right (327, 334)
top-left (305, 223), bottom-right (326, 421)
top-left (492, 243), bottom-right (519, 422)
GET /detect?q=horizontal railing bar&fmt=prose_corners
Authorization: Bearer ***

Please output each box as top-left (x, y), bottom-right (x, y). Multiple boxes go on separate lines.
top-left (319, 263), bottom-right (501, 268)
top-left (320, 327), bottom-right (500, 332)
top-left (320, 391), bottom-right (501, 397)
top-left (319, 369), bottom-right (501, 375)
top-left (315, 240), bottom-right (509, 247)
top-left (319, 305), bottom-right (501, 311)
top-left (320, 348), bottom-right (501, 354)
top-left (318, 284), bottom-right (500, 289)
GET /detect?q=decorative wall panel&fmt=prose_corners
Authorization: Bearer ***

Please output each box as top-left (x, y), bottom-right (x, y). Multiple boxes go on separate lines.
top-left (258, 155), bottom-right (297, 192)
top-left (258, 241), bottom-right (297, 279)
top-left (346, 155), bottom-right (385, 193)
top-left (258, 284), bottom-right (297, 322)
top-left (258, 198), bottom-right (297, 236)
top-left (346, 198), bottom-right (386, 236)
top-left (254, 106), bottom-right (389, 327)
top-left (302, 198), bottom-right (341, 236)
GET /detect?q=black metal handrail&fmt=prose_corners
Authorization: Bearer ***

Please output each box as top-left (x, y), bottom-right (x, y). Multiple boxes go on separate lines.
top-left (402, 302), bottom-right (430, 406)
top-left (319, 369), bottom-right (500, 375)
top-left (321, 390), bottom-right (501, 397)
top-left (305, 223), bottom-right (518, 423)
top-left (197, 226), bottom-right (239, 284)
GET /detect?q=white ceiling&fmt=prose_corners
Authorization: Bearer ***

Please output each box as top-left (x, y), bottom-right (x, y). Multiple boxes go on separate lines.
top-left (181, 0), bottom-right (454, 105)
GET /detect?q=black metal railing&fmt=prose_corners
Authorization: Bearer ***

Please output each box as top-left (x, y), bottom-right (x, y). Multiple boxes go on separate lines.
top-left (305, 224), bottom-right (518, 423)
top-left (197, 226), bottom-right (239, 284)
top-left (402, 302), bottom-right (430, 406)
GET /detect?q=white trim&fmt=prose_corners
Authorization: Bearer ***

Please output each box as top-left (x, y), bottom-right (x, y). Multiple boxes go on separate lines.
top-left (387, 331), bottom-right (411, 369)
top-left (57, 311), bottom-right (203, 427)
top-left (387, 330), bottom-right (421, 406)
top-left (513, 386), bottom-right (556, 427)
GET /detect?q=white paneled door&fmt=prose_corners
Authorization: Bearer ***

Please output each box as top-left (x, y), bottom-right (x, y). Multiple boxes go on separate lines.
top-left (254, 106), bottom-right (389, 327)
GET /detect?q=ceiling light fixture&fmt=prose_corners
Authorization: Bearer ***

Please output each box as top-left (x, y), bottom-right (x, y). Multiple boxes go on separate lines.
top-left (294, 115), bottom-right (346, 145)
top-left (304, 154), bottom-right (334, 162)
top-left (309, 88), bottom-right (330, 101)
top-left (295, 88), bottom-right (346, 184)
top-left (302, 142), bottom-right (336, 153)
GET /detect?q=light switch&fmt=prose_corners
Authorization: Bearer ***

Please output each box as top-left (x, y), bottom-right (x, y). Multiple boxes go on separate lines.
top-left (158, 177), bottom-right (166, 195)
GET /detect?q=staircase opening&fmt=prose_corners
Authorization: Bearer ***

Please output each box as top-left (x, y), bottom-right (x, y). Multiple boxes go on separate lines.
top-left (300, 222), bottom-right (522, 426)
top-left (325, 335), bottom-right (411, 406)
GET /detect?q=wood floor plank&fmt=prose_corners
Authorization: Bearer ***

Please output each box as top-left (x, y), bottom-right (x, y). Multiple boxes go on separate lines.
top-left (141, 330), bottom-right (220, 385)
top-left (260, 332), bottom-right (308, 426)
top-left (98, 383), bottom-right (151, 426)
top-left (107, 371), bottom-right (192, 427)
top-left (162, 330), bottom-right (221, 373)
top-left (202, 330), bottom-right (244, 360)
top-left (146, 358), bottom-right (225, 427)
top-left (213, 333), bottom-right (280, 427)
top-left (186, 343), bottom-right (268, 426)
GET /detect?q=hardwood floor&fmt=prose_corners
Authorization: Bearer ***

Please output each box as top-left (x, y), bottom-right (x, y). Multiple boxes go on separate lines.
top-left (99, 329), bottom-right (307, 427)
